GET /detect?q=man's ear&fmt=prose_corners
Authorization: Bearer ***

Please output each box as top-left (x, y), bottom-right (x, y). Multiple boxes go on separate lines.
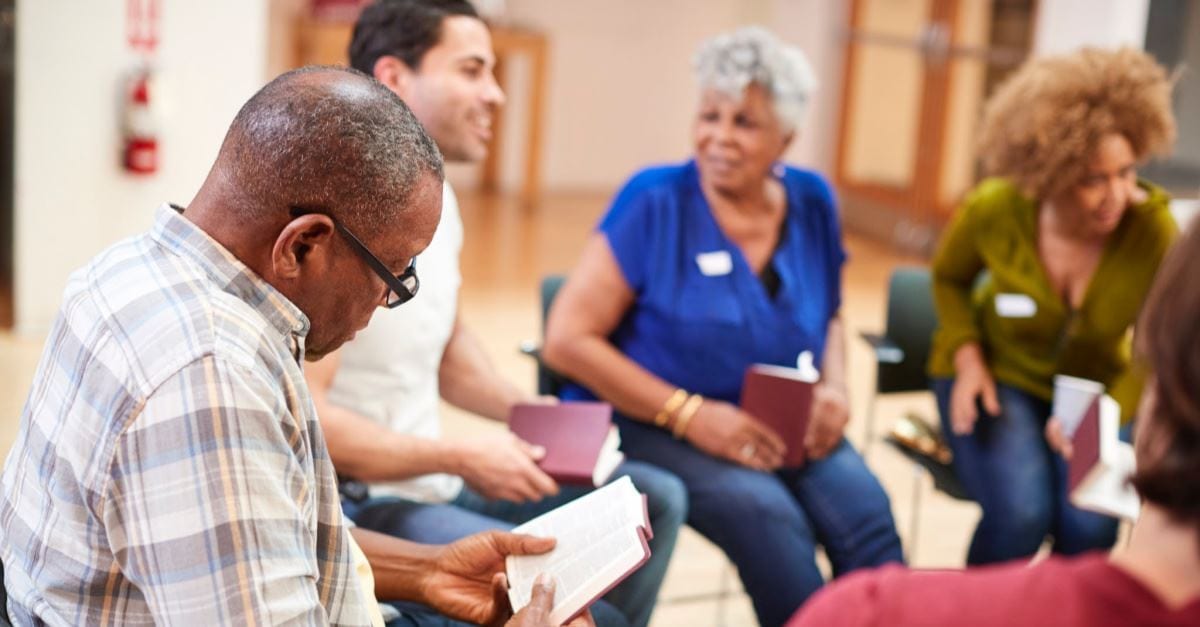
top-left (272, 214), bottom-right (336, 280)
top-left (373, 55), bottom-right (416, 100)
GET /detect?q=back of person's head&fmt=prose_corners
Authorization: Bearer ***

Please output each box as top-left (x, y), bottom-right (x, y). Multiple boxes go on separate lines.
top-left (213, 65), bottom-right (443, 232)
top-left (1132, 221), bottom-right (1200, 544)
top-left (692, 26), bottom-right (817, 132)
top-left (350, 0), bottom-right (480, 74)
top-left (975, 47), bottom-right (1176, 200)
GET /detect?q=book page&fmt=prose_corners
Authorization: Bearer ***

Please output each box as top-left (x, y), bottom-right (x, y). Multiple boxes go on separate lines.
top-left (1071, 396), bottom-right (1141, 521)
top-left (506, 477), bottom-right (649, 625)
top-left (592, 427), bottom-right (625, 486)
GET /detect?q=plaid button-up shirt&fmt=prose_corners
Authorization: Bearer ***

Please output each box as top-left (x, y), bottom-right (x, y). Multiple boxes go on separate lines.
top-left (0, 205), bottom-right (373, 625)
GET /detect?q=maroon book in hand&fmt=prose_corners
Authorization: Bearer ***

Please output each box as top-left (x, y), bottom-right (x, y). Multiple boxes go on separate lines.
top-left (1068, 397), bottom-right (1103, 492)
top-left (509, 402), bottom-right (624, 487)
top-left (740, 364), bottom-right (816, 468)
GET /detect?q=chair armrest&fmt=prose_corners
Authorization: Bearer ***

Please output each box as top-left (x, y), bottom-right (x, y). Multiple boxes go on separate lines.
top-left (858, 331), bottom-right (905, 364)
top-left (519, 340), bottom-right (541, 360)
top-left (517, 340), bottom-right (569, 397)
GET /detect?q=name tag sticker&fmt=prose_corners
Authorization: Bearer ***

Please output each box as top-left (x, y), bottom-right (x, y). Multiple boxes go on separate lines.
top-left (695, 250), bottom-right (733, 276)
top-left (995, 293), bottom-right (1037, 318)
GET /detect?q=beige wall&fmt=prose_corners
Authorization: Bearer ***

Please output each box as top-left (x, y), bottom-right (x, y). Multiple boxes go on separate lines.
top-left (482, 0), bottom-right (849, 192)
top-left (14, 0), bottom-right (268, 336)
top-left (1033, 0), bottom-right (1150, 55)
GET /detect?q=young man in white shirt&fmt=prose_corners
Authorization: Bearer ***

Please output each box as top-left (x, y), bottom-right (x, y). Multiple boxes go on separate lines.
top-left (304, 3), bottom-right (686, 626)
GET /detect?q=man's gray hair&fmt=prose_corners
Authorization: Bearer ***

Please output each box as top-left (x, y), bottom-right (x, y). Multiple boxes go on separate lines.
top-left (217, 65), bottom-right (444, 233)
top-left (693, 26), bottom-right (817, 131)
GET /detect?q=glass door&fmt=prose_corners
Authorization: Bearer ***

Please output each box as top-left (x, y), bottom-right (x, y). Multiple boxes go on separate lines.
top-left (1142, 0), bottom-right (1200, 198)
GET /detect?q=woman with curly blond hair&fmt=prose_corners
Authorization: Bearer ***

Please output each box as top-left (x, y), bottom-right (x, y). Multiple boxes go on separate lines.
top-left (927, 47), bottom-right (1178, 565)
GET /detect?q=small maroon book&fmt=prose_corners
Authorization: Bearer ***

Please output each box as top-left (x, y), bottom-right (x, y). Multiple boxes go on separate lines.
top-left (509, 402), bottom-right (623, 487)
top-left (1068, 397), bottom-right (1103, 492)
top-left (740, 365), bottom-right (815, 468)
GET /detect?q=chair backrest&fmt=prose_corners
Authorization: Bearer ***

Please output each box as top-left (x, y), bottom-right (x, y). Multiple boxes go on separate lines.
top-left (877, 267), bottom-right (938, 394)
top-left (0, 557), bottom-right (10, 627)
top-left (537, 274), bottom-right (568, 396)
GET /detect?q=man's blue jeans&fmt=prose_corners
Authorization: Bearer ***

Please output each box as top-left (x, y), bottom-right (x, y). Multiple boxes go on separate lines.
top-left (345, 459), bottom-right (687, 627)
top-left (613, 415), bottom-right (903, 627)
top-left (932, 378), bottom-right (1119, 565)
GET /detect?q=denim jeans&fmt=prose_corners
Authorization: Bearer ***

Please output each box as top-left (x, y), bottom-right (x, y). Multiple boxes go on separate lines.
top-left (613, 415), bottom-right (903, 627)
top-left (381, 599), bottom-right (625, 627)
top-left (932, 378), bottom-right (1119, 565)
top-left (345, 459), bottom-right (687, 627)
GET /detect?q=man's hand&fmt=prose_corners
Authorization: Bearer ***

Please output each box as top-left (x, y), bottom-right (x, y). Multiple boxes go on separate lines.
top-left (454, 433), bottom-right (560, 502)
top-left (805, 383), bottom-right (849, 460)
top-left (421, 531), bottom-right (557, 626)
top-left (505, 573), bottom-right (597, 627)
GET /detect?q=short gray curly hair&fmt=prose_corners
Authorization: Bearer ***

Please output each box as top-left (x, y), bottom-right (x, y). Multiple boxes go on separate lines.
top-left (693, 26), bottom-right (818, 132)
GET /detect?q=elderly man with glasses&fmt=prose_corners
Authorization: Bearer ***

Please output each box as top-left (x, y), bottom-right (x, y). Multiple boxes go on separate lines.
top-left (0, 67), bottom-right (575, 627)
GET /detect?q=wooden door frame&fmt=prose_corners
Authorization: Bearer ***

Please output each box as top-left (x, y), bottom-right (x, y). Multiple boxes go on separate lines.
top-left (833, 0), bottom-right (957, 218)
top-left (834, 0), bottom-right (1038, 251)
top-left (0, 0), bottom-right (13, 330)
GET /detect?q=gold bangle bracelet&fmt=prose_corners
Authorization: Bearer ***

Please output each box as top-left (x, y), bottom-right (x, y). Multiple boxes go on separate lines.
top-left (654, 388), bottom-right (688, 427)
top-left (672, 394), bottom-right (704, 439)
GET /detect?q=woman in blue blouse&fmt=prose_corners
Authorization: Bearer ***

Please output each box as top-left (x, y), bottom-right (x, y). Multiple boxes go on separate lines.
top-left (543, 27), bottom-right (902, 627)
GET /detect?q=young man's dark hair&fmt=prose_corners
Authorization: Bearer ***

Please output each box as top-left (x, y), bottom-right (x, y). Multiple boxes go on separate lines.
top-left (349, 0), bottom-right (480, 74)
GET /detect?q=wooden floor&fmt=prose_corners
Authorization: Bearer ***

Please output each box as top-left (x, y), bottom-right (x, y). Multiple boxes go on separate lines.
top-left (0, 189), bottom-right (983, 626)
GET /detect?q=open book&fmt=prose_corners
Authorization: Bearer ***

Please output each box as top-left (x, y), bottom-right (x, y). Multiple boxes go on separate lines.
top-left (509, 402), bottom-right (625, 487)
top-left (740, 363), bottom-right (817, 467)
top-left (506, 476), bottom-right (652, 625)
top-left (1068, 394), bottom-right (1140, 521)
top-left (1052, 374), bottom-right (1105, 438)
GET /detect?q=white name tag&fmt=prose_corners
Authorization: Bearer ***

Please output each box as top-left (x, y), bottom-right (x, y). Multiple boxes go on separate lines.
top-left (695, 250), bottom-right (733, 276)
top-left (995, 293), bottom-right (1037, 318)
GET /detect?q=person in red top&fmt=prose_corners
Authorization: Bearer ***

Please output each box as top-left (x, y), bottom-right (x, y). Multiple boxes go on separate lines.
top-left (788, 220), bottom-right (1200, 627)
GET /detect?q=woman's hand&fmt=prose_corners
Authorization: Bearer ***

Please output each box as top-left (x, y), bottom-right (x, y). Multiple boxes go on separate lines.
top-left (805, 383), bottom-right (850, 459)
top-left (685, 399), bottom-right (786, 470)
top-left (1044, 417), bottom-right (1073, 459)
top-left (950, 343), bottom-right (1001, 435)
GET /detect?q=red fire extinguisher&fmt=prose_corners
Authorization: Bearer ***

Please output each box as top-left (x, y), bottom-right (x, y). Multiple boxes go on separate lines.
top-left (122, 70), bottom-right (157, 175)
top-left (123, 0), bottom-right (159, 175)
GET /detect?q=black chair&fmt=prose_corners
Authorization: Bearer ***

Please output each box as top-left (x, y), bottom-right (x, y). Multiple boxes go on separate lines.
top-left (519, 274), bottom-right (569, 396)
top-left (859, 267), bottom-right (941, 448)
top-left (858, 267), bottom-right (970, 557)
top-left (0, 558), bottom-right (12, 627)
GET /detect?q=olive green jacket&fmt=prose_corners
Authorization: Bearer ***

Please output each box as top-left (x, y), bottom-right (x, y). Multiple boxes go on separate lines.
top-left (928, 177), bottom-right (1177, 421)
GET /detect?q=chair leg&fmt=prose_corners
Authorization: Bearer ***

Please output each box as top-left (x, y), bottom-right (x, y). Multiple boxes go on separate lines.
top-left (862, 391), bottom-right (878, 456)
top-left (715, 562), bottom-right (730, 627)
top-left (908, 461), bottom-right (922, 562)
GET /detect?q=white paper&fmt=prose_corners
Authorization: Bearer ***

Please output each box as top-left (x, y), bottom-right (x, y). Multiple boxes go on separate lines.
top-left (995, 293), bottom-right (1037, 318)
top-left (506, 477), bottom-right (650, 625)
top-left (1070, 395), bottom-right (1140, 521)
top-left (695, 250), bottom-right (733, 276)
top-left (1053, 374), bottom-right (1105, 438)
top-left (592, 427), bottom-right (625, 487)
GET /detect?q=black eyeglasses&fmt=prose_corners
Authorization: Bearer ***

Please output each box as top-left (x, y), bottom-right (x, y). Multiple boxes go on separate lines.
top-left (334, 221), bottom-right (419, 308)
top-left (292, 207), bottom-right (419, 308)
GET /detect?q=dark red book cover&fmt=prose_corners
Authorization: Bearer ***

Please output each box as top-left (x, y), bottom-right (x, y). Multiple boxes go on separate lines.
top-left (740, 366), bottom-right (814, 467)
top-left (1068, 397), bottom-right (1103, 491)
top-left (509, 402), bottom-right (615, 486)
